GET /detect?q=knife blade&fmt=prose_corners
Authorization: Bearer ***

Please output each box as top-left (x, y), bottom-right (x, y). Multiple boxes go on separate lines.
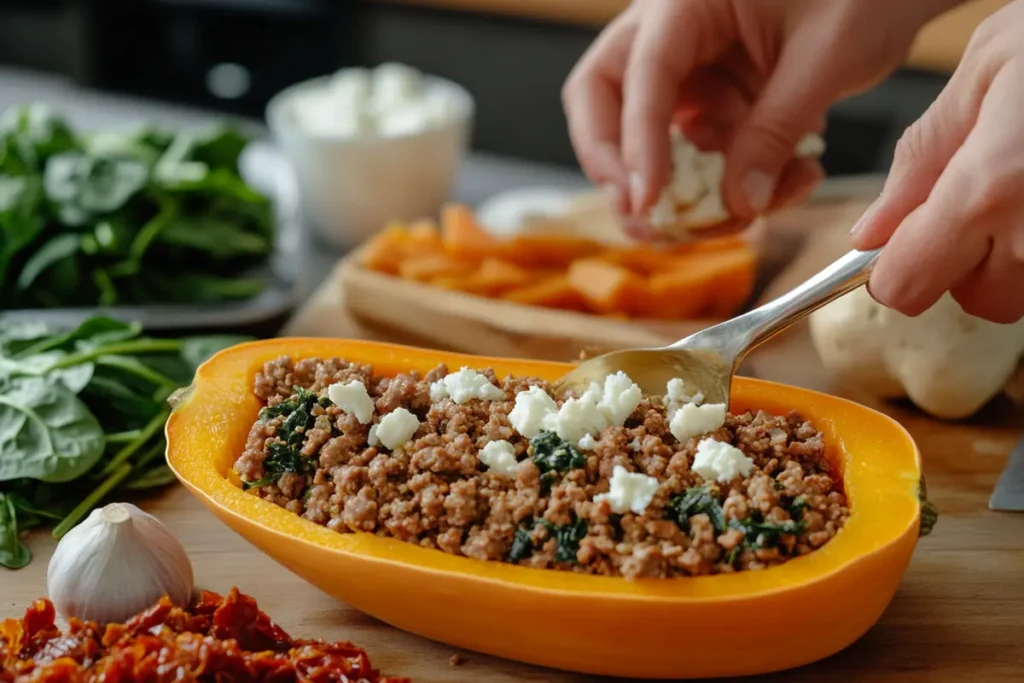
top-left (989, 432), bottom-right (1024, 511)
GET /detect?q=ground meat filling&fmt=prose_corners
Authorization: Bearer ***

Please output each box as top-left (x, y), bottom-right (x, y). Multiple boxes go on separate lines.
top-left (236, 356), bottom-right (850, 580)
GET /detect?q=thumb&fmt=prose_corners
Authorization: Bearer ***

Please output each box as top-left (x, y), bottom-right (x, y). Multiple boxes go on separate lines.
top-left (849, 59), bottom-right (987, 250)
top-left (723, 39), bottom-right (839, 218)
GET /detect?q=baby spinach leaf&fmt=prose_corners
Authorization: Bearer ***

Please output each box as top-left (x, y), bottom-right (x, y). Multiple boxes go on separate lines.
top-left (244, 387), bottom-right (319, 488)
top-left (530, 431), bottom-right (585, 474)
top-left (44, 153), bottom-right (148, 225)
top-left (787, 495), bottom-right (809, 520)
top-left (665, 486), bottom-right (727, 533)
top-left (19, 316), bottom-right (141, 357)
top-left (0, 352), bottom-right (94, 394)
top-left (0, 376), bottom-right (105, 483)
top-left (0, 493), bottom-right (31, 569)
top-left (16, 233), bottom-right (80, 290)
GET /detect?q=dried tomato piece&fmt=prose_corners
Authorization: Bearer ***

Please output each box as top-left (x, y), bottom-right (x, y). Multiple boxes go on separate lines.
top-left (211, 588), bottom-right (292, 653)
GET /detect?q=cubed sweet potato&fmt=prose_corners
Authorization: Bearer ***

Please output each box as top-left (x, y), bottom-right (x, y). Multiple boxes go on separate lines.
top-left (501, 276), bottom-right (590, 312)
top-left (566, 258), bottom-right (650, 315)
top-left (441, 203), bottom-right (501, 259)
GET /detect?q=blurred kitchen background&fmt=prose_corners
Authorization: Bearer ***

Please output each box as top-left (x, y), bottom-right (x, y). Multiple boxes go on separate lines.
top-left (0, 0), bottom-right (990, 174)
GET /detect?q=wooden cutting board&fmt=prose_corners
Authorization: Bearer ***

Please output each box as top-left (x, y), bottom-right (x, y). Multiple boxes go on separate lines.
top-left (7, 182), bottom-right (1023, 683)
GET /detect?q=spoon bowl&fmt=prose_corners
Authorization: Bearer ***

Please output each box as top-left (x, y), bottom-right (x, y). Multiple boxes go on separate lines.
top-left (553, 248), bottom-right (881, 404)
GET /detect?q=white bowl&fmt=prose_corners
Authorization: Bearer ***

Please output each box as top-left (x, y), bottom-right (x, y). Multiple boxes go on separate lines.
top-left (266, 73), bottom-right (474, 248)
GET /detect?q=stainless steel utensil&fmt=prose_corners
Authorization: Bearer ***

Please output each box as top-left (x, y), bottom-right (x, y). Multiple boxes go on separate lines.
top-left (553, 248), bottom-right (882, 404)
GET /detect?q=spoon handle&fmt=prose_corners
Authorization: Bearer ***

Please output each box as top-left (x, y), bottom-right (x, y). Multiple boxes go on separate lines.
top-left (677, 247), bottom-right (881, 359)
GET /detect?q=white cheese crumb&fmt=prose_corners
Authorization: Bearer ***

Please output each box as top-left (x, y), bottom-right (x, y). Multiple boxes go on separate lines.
top-left (375, 408), bottom-right (420, 450)
top-left (692, 438), bottom-right (754, 483)
top-left (795, 133), bottom-right (826, 159)
top-left (597, 371), bottom-right (642, 427)
top-left (436, 367), bottom-right (504, 404)
top-left (478, 440), bottom-right (519, 477)
top-left (577, 433), bottom-right (598, 450)
top-left (666, 378), bottom-right (704, 406)
top-left (326, 380), bottom-right (375, 425)
top-left (629, 437), bottom-right (642, 452)
top-left (594, 465), bottom-right (660, 515)
top-left (367, 424), bottom-right (379, 447)
top-left (669, 402), bottom-right (727, 442)
top-left (429, 379), bottom-right (448, 403)
top-left (508, 386), bottom-right (558, 439)
top-left (542, 395), bottom-right (608, 444)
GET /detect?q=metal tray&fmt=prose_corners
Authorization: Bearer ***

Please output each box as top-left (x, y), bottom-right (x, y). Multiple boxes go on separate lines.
top-left (2, 142), bottom-right (307, 332)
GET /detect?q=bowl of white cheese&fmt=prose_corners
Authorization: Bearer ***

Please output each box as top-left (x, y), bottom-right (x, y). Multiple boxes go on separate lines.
top-left (267, 63), bottom-right (474, 247)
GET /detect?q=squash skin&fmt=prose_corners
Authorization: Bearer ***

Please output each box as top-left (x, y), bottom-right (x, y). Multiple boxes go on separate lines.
top-left (166, 338), bottom-right (923, 679)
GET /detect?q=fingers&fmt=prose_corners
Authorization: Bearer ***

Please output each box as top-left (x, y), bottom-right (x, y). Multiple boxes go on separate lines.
top-left (621, 0), bottom-right (735, 214)
top-left (769, 158), bottom-right (824, 211)
top-left (722, 32), bottom-right (841, 218)
top-left (848, 41), bottom-right (994, 251)
top-left (563, 7), bottom-right (640, 214)
top-left (950, 244), bottom-right (1024, 324)
top-left (868, 64), bottom-right (1024, 319)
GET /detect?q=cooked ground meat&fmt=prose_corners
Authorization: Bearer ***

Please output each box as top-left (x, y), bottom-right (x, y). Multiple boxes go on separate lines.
top-left (237, 356), bottom-right (850, 580)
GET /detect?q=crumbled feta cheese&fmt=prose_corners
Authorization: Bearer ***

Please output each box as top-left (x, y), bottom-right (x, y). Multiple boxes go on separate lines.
top-left (375, 408), bottom-right (420, 450)
top-left (578, 433), bottom-right (598, 450)
top-left (594, 465), bottom-right (660, 515)
top-left (367, 424), bottom-right (379, 447)
top-left (478, 440), bottom-right (519, 477)
top-left (291, 62), bottom-right (458, 139)
top-left (795, 133), bottom-right (826, 159)
top-left (508, 385), bottom-right (558, 438)
top-left (692, 438), bottom-right (754, 483)
top-left (429, 379), bottom-right (448, 403)
top-left (542, 395), bottom-right (608, 444)
top-left (326, 380), bottom-right (375, 424)
top-left (597, 371), bottom-right (642, 427)
top-left (669, 402), bottom-right (727, 442)
top-left (434, 367), bottom-right (504, 404)
top-left (666, 378), bottom-right (704, 406)
top-left (629, 437), bottom-right (642, 452)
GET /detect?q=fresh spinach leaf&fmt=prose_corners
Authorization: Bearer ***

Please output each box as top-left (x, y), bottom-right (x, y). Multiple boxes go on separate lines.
top-left (16, 233), bottom-right (80, 290)
top-left (44, 153), bottom-right (148, 225)
top-left (0, 376), bottom-right (106, 483)
top-left (665, 485), bottom-right (727, 533)
top-left (0, 351), bottom-right (94, 394)
top-left (0, 493), bottom-right (30, 569)
top-left (18, 316), bottom-right (141, 357)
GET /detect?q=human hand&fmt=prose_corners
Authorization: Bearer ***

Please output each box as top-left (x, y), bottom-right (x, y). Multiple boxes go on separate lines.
top-left (562, 0), bottom-right (956, 229)
top-left (850, 0), bottom-right (1024, 324)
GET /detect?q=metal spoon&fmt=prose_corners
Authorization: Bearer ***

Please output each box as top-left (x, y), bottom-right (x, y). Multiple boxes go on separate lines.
top-left (552, 248), bottom-right (881, 405)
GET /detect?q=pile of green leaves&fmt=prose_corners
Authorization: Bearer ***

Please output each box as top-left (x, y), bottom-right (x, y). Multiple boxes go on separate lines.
top-left (0, 103), bottom-right (274, 308)
top-left (0, 316), bottom-right (250, 569)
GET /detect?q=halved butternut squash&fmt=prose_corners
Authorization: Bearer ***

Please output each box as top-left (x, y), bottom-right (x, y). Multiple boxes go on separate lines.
top-left (167, 339), bottom-right (927, 680)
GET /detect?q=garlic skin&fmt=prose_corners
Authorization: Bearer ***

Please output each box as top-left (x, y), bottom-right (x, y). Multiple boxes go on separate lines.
top-left (46, 502), bottom-right (194, 624)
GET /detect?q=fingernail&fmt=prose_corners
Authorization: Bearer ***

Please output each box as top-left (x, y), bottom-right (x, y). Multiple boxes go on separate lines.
top-left (629, 172), bottom-right (646, 215)
top-left (741, 170), bottom-right (776, 214)
top-left (850, 197), bottom-right (881, 240)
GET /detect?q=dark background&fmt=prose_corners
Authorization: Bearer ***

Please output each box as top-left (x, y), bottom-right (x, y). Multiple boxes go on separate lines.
top-left (0, 0), bottom-right (950, 176)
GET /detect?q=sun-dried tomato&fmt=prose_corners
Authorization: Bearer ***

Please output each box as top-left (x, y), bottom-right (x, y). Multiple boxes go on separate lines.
top-left (0, 587), bottom-right (410, 683)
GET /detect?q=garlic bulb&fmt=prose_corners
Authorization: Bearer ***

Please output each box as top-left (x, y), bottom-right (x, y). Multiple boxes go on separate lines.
top-left (46, 502), bottom-right (194, 624)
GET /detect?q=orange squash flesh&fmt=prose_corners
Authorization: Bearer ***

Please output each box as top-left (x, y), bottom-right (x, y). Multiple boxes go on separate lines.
top-left (166, 339), bottom-right (923, 679)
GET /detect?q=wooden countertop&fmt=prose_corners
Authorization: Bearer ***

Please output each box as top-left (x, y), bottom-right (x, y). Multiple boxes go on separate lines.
top-left (6, 192), bottom-right (1024, 682)
top-left (374, 0), bottom-right (1012, 74)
